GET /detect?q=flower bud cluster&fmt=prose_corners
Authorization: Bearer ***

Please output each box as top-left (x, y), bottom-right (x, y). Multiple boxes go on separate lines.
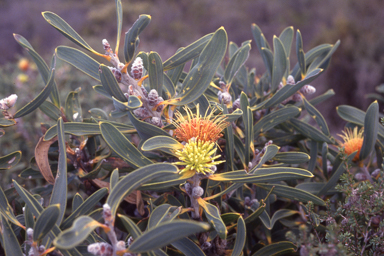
top-left (279, 75), bottom-right (316, 104)
top-left (87, 242), bottom-right (113, 256)
top-left (131, 57), bottom-right (143, 80)
top-left (217, 81), bottom-right (232, 104)
top-left (131, 87), bottom-right (164, 127)
top-left (0, 94), bottom-right (18, 110)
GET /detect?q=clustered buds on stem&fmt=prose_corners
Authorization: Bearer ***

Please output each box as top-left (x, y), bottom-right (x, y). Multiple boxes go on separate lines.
top-left (279, 75), bottom-right (316, 104)
top-left (25, 228), bottom-right (46, 256)
top-left (217, 81), bottom-right (232, 104)
top-left (87, 204), bottom-right (133, 256)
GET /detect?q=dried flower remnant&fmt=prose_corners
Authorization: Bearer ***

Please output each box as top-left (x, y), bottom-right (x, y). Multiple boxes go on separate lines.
top-left (338, 126), bottom-right (364, 161)
top-left (173, 105), bottom-right (228, 143)
top-left (174, 138), bottom-right (224, 175)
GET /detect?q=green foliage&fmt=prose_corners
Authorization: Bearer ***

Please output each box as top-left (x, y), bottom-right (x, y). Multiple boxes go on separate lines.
top-left (0, 1), bottom-right (383, 255)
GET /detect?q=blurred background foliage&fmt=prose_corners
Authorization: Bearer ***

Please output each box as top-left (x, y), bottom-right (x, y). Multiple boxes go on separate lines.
top-left (1, 0), bottom-right (384, 167)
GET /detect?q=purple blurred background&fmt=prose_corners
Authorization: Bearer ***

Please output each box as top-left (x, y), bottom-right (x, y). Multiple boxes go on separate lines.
top-left (1, 0), bottom-right (384, 132)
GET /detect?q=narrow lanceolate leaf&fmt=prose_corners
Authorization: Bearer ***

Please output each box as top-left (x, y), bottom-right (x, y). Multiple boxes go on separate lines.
top-left (254, 69), bottom-right (322, 111)
top-left (54, 216), bottom-right (105, 249)
top-left (289, 118), bottom-right (333, 144)
top-left (224, 41), bottom-right (251, 86)
top-left (148, 204), bottom-right (174, 228)
top-left (244, 202), bottom-right (266, 225)
top-left (271, 36), bottom-right (287, 92)
top-left (163, 33), bottom-right (213, 70)
top-left (210, 168), bottom-right (313, 183)
top-left (269, 209), bottom-right (299, 230)
top-left (337, 105), bottom-right (384, 139)
top-left (44, 121), bottom-right (135, 141)
top-left (254, 106), bottom-right (301, 135)
top-left (279, 26), bottom-right (294, 57)
top-left (42, 12), bottom-right (98, 54)
top-left (257, 183), bottom-right (325, 206)
top-left (140, 169), bottom-right (195, 190)
top-left (12, 181), bottom-right (82, 256)
top-left (0, 184), bottom-right (24, 228)
top-left (171, 237), bottom-right (206, 256)
top-left (14, 34), bottom-right (60, 107)
top-left (127, 111), bottom-right (170, 141)
top-left (223, 104), bottom-right (234, 171)
top-left (148, 51), bottom-right (164, 93)
top-left (317, 152), bottom-right (356, 196)
top-left (240, 92), bottom-right (253, 167)
top-left (112, 95), bottom-right (142, 112)
top-left (33, 204), bottom-right (60, 242)
top-left (170, 27), bottom-right (227, 105)
top-left (252, 241), bottom-right (296, 256)
top-left (0, 151), bottom-right (21, 170)
top-left (99, 121), bottom-right (152, 168)
top-left (107, 163), bottom-right (178, 217)
top-left (273, 152), bottom-right (310, 164)
top-left (250, 145), bottom-right (280, 173)
top-left (0, 118), bottom-right (16, 127)
top-left (65, 90), bottom-right (82, 122)
top-left (128, 220), bottom-right (210, 253)
top-left (14, 67), bottom-right (55, 118)
top-left (110, 169), bottom-right (119, 191)
top-left (232, 217), bottom-right (246, 256)
top-left (1, 215), bottom-right (24, 255)
top-left (115, 0), bottom-right (123, 53)
top-left (49, 118), bottom-right (67, 226)
top-left (124, 14), bottom-right (151, 64)
top-left (141, 135), bottom-right (183, 154)
top-left (251, 23), bottom-right (272, 77)
top-left (197, 198), bottom-right (227, 239)
top-left (296, 30), bottom-right (306, 77)
top-left (303, 98), bottom-right (330, 136)
top-left (39, 101), bottom-right (62, 121)
top-left (360, 101), bottom-right (379, 160)
top-left (99, 64), bottom-right (127, 102)
top-left (61, 188), bottom-right (108, 230)
top-left (56, 46), bottom-right (100, 81)
top-left (118, 214), bottom-right (142, 239)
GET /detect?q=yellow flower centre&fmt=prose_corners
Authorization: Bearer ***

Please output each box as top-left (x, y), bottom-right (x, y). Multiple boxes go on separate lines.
top-left (174, 138), bottom-right (224, 175)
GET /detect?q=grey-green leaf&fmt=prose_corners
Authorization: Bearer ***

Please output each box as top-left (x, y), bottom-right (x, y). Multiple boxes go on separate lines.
top-left (99, 121), bottom-right (152, 168)
top-left (232, 216), bottom-right (246, 256)
top-left (1, 215), bottom-right (24, 255)
top-left (33, 204), bottom-right (60, 242)
top-left (49, 118), bottom-right (67, 226)
top-left (170, 27), bottom-right (227, 105)
top-left (56, 46), bottom-right (100, 81)
top-left (163, 33), bottom-right (213, 70)
top-left (128, 220), bottom-right (210, 253)
top-left (99, 64), bottom-right (127, 102)
top-left (360, 101), bottom-right (379, 160)
top-left (148, 51), bottom-right (164, 93)
top-left (252, 241), bottom-right (296, 256)
top-left (14, 66), bottom-right (55, 118)
top-left (271, 36), bottom-right (287, 92)
top-left (107, 163), bottom-right (178, 217)
top-left (124, 15), bottom-right (151, 64)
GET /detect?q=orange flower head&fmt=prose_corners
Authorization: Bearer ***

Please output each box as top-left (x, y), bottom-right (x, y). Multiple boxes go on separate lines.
top-left (338, 127), bottom-right (364, 161)
top-left (173, 105), bottom-right (229, 143)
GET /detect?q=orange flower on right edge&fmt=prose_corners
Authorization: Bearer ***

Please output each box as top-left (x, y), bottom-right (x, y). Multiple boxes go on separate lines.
top-left (338, 126), bottom-right (364, 162)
